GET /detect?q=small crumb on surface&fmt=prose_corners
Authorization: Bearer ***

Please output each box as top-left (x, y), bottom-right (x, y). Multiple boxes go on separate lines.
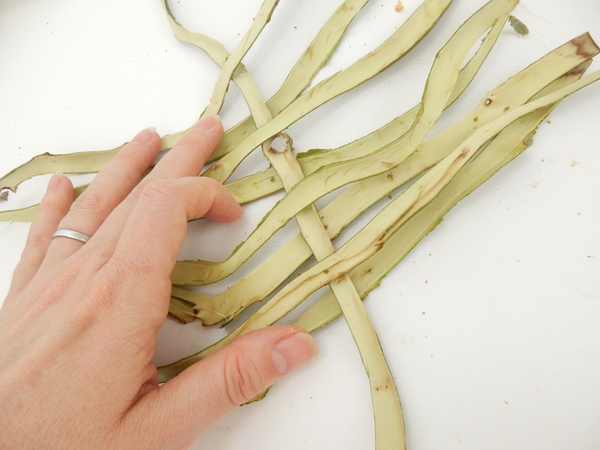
top-left (395, 1), bottom-right (404, 12)
top-left (508, 15), bottom-right (529, 36)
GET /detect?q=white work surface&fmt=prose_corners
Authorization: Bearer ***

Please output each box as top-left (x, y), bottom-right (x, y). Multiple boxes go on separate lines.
top-left (1, 1), bottom-right (599, 449)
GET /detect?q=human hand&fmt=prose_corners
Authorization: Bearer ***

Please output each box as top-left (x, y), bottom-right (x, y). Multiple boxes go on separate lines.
top-left (0, 115), bottom-right (318, 450)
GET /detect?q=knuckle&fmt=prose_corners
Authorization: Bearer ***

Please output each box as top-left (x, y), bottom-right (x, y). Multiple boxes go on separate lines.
top-left (39, 189), bottom-right (67, 212)
top-left (85, 273), bottom-right (119, 308)
top-left (136, 180), bottom-right (184, 217)
top-left (221, 349), bottom-right (265, 406)
top-left (33, 265), bottom-right (81, 310)
top-left (140, 179), bottom-right (178, 204)
top-left (176, 129), bottom-right (205, 149)
top-left (113, 149), bottom-right (148, 180)
top-left (25, 231), bottom-right (50, 251)
top-left (70, 190), bottom-right (108, 217)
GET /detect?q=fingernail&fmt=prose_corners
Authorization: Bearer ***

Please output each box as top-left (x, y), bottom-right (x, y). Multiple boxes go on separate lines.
top-left (47, 172), bottom-right (63, 192)
top-left (271, 332), bottom-right (318, 375)
top-left (132, 127), bottom-right (156, 143)
top-left (195, 115), bottom-right (221, 130)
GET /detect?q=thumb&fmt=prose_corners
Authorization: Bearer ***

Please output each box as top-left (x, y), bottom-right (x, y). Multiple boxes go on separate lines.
top-left (127, 326), bottom-right (318, 448)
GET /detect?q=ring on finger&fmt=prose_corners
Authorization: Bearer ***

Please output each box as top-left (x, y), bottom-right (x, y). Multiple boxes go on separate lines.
top-left (52, 229), bottom-right (92, 244)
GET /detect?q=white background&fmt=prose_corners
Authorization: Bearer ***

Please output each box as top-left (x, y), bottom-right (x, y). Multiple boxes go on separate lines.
top-left (1, 1), bottom-right (599, 449)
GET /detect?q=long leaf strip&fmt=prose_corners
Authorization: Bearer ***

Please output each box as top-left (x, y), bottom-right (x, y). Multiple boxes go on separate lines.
top-left (323, 32), bottom-right (599, 233)
top-left (159, 0), bottom-right (279, 144)
top-left (262, 134), bottom-right (405, 447)
top-left (1, 0), bottom-right (275, 216)
top-left (170, 0), bottom-right (518, 286)
top-left (2, 2), bottom-right (598, 448)
top-left (174, 31), bottom-right (597, 296)
top-left (224, 13), bottom-right (509, 205)
top-left (168, 32), bottom-right (598, 328)
top-left (294, 61), bottom-right (592, 331)
top-left (202, 0), bottom-right (455, 183)
top-left (204, 0), bottom-right (281, 116)
top-left (160, 63), bottom-right (600, 382)
top-left (167, 10), bottom-right (466, 412)
top-left (164, 0), bottom-right (373, 161)
top-left (213, 0), bottom-right (372, 161)
top-left (166, 0), bottom-right (523, 369)
top-left (0, 0), bottom-right (372, 217)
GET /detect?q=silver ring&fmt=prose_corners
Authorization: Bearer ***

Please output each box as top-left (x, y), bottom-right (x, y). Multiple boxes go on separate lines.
top-left (52, 229), bottom-right (91, 244)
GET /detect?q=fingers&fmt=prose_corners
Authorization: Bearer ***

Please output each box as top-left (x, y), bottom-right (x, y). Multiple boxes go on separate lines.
top-left (45, 128), bottom-right (162, 262)
top-left (124, 326), bottom-right (318, 449)
top-left (141, 115), bottom-right (222, 181)
top-left (84, 115), bottom-right (224, 260)
top-left (5, 173), bottom-right (74, 301)
top-left (105, 175), bottom-right (242, 325)
top-left (5, 117), bottom-right (231, 325)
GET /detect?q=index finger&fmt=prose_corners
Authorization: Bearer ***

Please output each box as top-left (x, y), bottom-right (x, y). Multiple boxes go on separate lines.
top-left (80, 115), bottom-right (225, 264)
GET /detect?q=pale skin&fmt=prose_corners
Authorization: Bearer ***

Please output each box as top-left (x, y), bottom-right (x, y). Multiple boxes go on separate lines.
top-left (0, 115), bottom-right (318, 449)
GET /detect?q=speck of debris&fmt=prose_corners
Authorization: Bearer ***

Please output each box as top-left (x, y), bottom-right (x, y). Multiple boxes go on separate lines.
top-left (504, 400), bottom-right (509, 405)
top-left (571, 160), bottom-right (580, 167)
top-left (508, 15), bottom-right (529, 36)
top-left (395, 1), bottom-right (404, 12)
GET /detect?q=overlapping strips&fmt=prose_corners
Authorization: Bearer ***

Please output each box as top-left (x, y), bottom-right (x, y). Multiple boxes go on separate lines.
top-left (2, 1), bottom-right (599, 448)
